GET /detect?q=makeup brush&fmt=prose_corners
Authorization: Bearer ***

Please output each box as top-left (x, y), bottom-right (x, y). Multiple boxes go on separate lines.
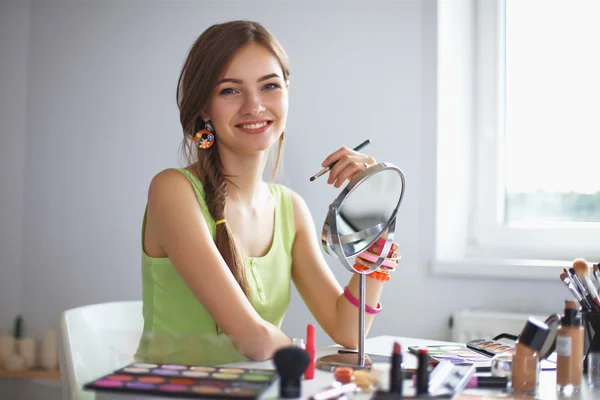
top-left (560, 272), bottom-right (591, 312)
top-left (568, 267), bottom-right (598, 312)
top-left (593, 264), bottom-right (600, 290)
top-left (273, 346), bottom-right (310, 399)
top-left (309, 139), bottom-right (371, 182)
top-left (573, 258), bottom-right (600, 311)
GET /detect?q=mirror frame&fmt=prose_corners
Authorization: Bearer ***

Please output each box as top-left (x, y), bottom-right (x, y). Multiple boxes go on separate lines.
top-left (321, 162), bottom-right (405, 274)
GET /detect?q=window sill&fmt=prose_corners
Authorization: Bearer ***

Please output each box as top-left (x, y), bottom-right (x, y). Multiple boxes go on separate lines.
top-left (431, 258), bottom-right (568, 280)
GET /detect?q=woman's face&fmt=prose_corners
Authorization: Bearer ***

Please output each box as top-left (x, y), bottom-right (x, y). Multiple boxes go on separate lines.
top-left (203, 43), bottom-right (289, 154)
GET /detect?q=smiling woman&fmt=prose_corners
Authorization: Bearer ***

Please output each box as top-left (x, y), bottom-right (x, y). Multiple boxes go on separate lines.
top-left (135, 20), bottom-right (385, 366)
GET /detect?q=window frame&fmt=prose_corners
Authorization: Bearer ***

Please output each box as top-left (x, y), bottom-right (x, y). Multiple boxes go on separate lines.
top-left (471, 0), bottom-right (600, 261)
top-left (433, 0), bottom-right (600, 278)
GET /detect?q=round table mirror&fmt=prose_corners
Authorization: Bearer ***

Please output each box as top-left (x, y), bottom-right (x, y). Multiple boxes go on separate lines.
top-left (317, 162), bottom-right (405, 370)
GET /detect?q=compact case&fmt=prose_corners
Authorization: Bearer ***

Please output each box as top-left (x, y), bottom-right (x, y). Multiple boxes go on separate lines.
top-left (84, 362), bottom-right (277, 399)
top-left (467, 314), bottom-right (561, 362)
top-left (409, 314), bottom-right (561, 372)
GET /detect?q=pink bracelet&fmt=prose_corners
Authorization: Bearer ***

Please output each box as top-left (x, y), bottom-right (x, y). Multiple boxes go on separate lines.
top-left (343, 286), bottom-right (382, 315)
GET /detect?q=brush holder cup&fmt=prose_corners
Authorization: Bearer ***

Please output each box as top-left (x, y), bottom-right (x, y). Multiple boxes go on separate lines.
top-left (582, 312), bottom-right (600, 372)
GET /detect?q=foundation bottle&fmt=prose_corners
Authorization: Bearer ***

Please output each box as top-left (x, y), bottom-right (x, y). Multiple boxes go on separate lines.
top-left (556, 300), bottom-right (584, 392)
top-left (511, 318), bottom-right (550, 394)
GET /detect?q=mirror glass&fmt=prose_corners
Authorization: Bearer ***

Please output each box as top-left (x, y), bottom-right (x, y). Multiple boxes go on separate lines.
top-left (322, 165), bottom-right (404, 259)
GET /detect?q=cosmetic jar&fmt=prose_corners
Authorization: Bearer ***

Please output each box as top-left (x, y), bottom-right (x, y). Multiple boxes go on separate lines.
top-left (491, 354), bottom-right (513, 379)
top-left (587, 351), bottom-right (600, 388)
top-left (510, 318), bottom-right (549, 395)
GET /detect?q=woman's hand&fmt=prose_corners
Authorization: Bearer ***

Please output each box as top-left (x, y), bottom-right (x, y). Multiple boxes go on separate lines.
top-left (321, 147), bottom-right (376, 188)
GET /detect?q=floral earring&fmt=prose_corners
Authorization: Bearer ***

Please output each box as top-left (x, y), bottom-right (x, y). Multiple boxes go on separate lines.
top-left (194, 120), bottom-right (215, 149)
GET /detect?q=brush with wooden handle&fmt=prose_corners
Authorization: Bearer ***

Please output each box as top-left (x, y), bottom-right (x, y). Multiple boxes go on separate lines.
top-left (573, 258), bottom-right (600, 312)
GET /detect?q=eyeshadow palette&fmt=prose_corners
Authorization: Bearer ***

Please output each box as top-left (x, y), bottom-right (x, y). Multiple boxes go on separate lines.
top-left (466, 338), bottom-right (515, 357)
top-left (84, 362), bottom-right (277, 399)
top-left (409, 342), bottom-right (556, 372)
top-left (408, 345), bottom-right (494, 371)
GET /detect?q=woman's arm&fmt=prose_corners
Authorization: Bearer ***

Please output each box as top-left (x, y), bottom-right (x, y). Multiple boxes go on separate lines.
top-left (147, 169), bottom-right (291, 359)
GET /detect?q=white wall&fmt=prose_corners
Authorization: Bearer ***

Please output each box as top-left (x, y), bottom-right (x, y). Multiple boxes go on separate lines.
top-left (0, 0), bottom-right (29, 334)
top-left (1, 0), bottom-right (568, 358)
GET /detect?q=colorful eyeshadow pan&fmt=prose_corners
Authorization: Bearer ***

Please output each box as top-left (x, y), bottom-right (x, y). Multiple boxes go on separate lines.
top-left (242, 374), bottom-right (270, 381)
top-left (94, 379), bottom-right (123, 387)
top-left (219, 368), bottom-right (246, 374)
top-left (191, 366), bottom-right (216, 372)
top-left (132, 362), bottom-right (157, 368)
top-left (162, 364), bottom-right (188, 370)
top-left (213, 373), bottom-right (240, 379)
top-left (106, 375), bottom-right (133, 381)
top-left (182, 371), bottom-right (210, 378)
top-left (170, 378), bottom-right (195, 385)
top-left (84, 362), bottom-right (278, 399)
top-left (192, 386), bottom-right (222, 394)
top-left (126, 382), bottom-right (154, 389)
top-left (139, 376), bottom-right (164, 383)
top-left (152, 369), bottom-right (179, 375)
top-left (122, 367), bottom-right (149, 374)
top-left (158, 384), bottom-right (187, 391)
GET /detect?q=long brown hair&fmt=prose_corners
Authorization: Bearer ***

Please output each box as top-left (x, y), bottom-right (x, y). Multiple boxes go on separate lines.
top-left (177, 21), bottom-right (290, 300)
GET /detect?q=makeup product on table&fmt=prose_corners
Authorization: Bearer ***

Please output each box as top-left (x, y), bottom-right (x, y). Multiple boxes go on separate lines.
top-left (354, 370), bottom-right (371, 390)
top-left (511, 317), bottom-right (550, 394)
top-left (84, 362), bottom-right (278, 399)
top-left (587, 351), bottom-right (600, 387)
top-left (414, 367), bottom-right (507, 390)
top-left (390, 342), bottom-right (403, 395)
top-left (490, 354), bottom-right (513, 378)
top-left (415, 348), bottom-right (429, 397)
top-left (466, 375), bottom-right (508, 389)
top-left (273, 346), bottom-right (310, 399)
top-left (309, 139), bottom-right (371, 181)
top-left (556, 300), bottom-right (584, 392)
top-left (305, 323), bottom-right (315, 380)
top-left (334, 366), bottom-right (354, 384)
top-left (369, 363), bottom-right (391, 391)
top-left (311, 383), bottom-right (357, 400)
top-left (408, 345), bottom-right (493, 371)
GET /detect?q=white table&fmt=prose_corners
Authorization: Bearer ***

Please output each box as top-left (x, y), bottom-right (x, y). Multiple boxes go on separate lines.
top-left (95, 335), bottom-right (599, 400)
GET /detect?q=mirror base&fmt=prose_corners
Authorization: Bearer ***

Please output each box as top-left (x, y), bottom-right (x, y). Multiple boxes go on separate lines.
top-left (315, 353), bottom-right (373, 371)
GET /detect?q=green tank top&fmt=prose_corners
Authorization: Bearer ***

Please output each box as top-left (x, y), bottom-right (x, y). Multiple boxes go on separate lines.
top-left (135, 169), bottom-right (295, 365)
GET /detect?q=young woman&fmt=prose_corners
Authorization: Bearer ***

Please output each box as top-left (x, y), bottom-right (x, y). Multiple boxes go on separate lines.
top-left (136, 20), bottom-right (393, 365)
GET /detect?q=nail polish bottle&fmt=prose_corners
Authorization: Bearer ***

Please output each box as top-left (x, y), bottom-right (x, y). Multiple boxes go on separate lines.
top-left (556, 300), bottom-right (584, 392)
top-left (511, 318), bottom-right (550, 394)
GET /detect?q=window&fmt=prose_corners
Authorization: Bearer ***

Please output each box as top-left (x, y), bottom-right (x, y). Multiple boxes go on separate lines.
top-left (472, 0), bottom-right (600, 261)
top-left (435, 0), bottom-right (600, 275)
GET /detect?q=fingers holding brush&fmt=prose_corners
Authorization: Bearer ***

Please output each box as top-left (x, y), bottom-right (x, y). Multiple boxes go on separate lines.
top-left (322, 148), bottom-right (376, 188)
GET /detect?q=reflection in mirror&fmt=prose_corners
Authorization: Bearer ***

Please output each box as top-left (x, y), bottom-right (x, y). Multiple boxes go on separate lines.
top-left (337, 168), bottom-right (403, 256)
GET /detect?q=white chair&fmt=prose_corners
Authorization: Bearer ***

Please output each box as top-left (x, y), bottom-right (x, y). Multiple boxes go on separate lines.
top-left (58, 301), bottom-right (143, 400)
